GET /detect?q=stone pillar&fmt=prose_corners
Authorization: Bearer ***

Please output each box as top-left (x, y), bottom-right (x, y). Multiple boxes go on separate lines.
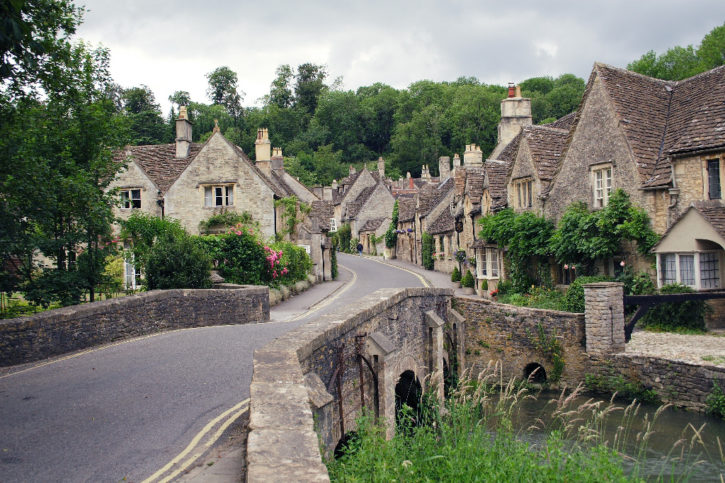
top-left (425, 310), bottom-right (445, 403)
top-left (448, 308), bottom-right (466, 373)
top-left (366, 332), bottom-right (397, 439)
top-left (584, 282), bottom-right (625, 354)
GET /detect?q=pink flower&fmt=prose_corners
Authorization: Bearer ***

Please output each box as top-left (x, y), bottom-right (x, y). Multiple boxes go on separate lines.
top-left (620, 260), bottom-right (626, 267)
top-left (282, 267), bottom-right (288, 275)
top-left (564, 264), bottom-right (569, 270)
top-left (235, 231), bottom-right (242, 236)
top-left (571, 265), bottom-right (576, 270)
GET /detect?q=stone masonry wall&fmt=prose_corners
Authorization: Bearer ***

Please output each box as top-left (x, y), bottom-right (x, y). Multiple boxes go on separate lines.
top-left (455, 296), bottom-right (589, 386)
top-left (247, 288), bottom-right (454, 483)
top-left (0, 286), bottom-right (269, 367)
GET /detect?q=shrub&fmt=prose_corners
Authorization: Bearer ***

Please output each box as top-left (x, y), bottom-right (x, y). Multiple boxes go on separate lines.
top-left (481, 279), bottom-right (488, 291)
top-left (584, 372), bottom-right (661, 405)
top-left (330, 237), bottom-right (338, 279)
top-left (270, 241), bottom-right (312, 284)
top-left (461, 270), bottom-right (475, 288)
top-left (145, 235), bottom-right (212, 289)
top-left (421, 233), bottom-right (434, 270)
top-left (706, 381), bottom-right (725, 419)
top-left (639, 283), bottom-right (708, 333)
top-left (496, 279), bottom-right (513, 295)
top-left (561, 275), bottom-right (611, 313)
top-left (201, 229), bottom-right (269, 286)
top-left (334, 224), bottom-right (352, 254)
top-left (199, 211), bottom-right (256, 234)
top-left (451, 266), bottom-right (461, 282)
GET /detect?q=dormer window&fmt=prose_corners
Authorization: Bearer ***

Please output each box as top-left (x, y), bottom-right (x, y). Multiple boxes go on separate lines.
top-left (204, 185), bottom-right (234, 207)
top-left (592, 165), bottom-right (612, 208)
top-left (120, 189), bottom-right (141, 209)
top-left (513, 178), bottom-right (533, 209)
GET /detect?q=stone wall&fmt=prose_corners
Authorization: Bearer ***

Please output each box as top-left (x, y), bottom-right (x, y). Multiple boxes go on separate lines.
top-left (455, 296), bottom-right (589, 386)
top-left (0, 286), bottom-right (269, 367)
top-left (247, 288), bottom-right (456, 482)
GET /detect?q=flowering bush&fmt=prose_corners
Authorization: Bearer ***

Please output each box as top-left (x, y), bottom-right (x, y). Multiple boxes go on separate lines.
top-left (455, 250), bottom-right (467, 264)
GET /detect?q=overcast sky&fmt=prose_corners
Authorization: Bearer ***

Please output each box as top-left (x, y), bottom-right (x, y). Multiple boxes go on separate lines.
top-left (76, 1), bottom-right (725, 113)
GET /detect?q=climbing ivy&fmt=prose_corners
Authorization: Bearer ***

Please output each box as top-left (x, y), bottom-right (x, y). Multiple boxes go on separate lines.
top-left (422, 233), bottom-right (434, 270)
top-left (274, 196), bottom-right (311, 240)
top-left (526, 323), bottom-right (564, 383)
top-left (384, 200), bottom-right (399, 249)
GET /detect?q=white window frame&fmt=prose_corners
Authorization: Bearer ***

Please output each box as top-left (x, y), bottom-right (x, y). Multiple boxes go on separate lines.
top-left (476, 247), bottom-right (501, 280)
top-left (329, 218), bottom-right (338, 232)
top-left (513, 178), bottom-right (533, 209)
top-left (203, 184), bottom-right (234, 207)
top-left (592, 165), bottom-right (612, 208)
top-left (657, 251), bottom-right (720, 290)
top-left (120, 189), bottom-right (141, 209)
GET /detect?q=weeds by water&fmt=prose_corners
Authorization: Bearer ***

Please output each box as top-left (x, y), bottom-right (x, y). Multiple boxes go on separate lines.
top-left (328, 364), bottom-right (724, 482)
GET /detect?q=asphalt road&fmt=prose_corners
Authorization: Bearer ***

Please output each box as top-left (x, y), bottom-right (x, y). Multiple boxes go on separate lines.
top-left (0, 254), bottom-right (424, 482)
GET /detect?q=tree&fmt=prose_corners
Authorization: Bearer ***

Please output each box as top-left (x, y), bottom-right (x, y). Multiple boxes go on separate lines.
top-left (628, 46), bottom-right (701, 80)
top-left (295, 63), bottom-right (327, 115)
top-left (168, 90), bottom-right (191, 109)
top-left (122, 85), bottom-right (168, 145)
top-left (206, 66), bottom-right (244, 120)
top-left (1, 43), bottom-right (129, 305)
top-left (0, 0), bottom-right (82, 100)
top-left (268, 64), bottom-right (294, 108)
top-left (697, 22), bottom-right (725, 70)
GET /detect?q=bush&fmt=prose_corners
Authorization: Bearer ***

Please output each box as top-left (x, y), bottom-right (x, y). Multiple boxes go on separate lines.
top-left (706, 381), bottom-right (725, 419)
top-left (451, 266), bottom-right (461, 282)
top-left (461, 270), bottom-right (475, 288)
top-left (145, 235), bottom-right (212, 289)
top-left (639, 283), bottom-right (708, 333)
top-left (198, 211), bottom-right (256, 234)
top-left (270, 241), bottom-right (312, 284)
top-left (330, 237), bottom-right (338, 279)
top-left (334, 224), bottom-right (352, 254)
top-left (422, 233), bottom-right (434, 270)
top-left (561, 275), bottom-right (611, 313)
top-left (496, 279), bottom-right (513, 295)
top-left (200, 230), bottom-right (268, 286)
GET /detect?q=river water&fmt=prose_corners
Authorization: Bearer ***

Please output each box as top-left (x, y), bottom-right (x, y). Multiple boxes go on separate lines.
top-left (511, 392), bottom-right (725, 481)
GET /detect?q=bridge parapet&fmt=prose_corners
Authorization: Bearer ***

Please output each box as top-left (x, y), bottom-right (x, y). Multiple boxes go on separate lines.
top-left (247, 287), bottom-right (455, 482)
top-left (584, 282), bottom-right (625, 355)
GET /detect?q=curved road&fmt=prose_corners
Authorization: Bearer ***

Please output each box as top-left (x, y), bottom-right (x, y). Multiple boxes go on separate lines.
top-left (0, 254), bottom-right (424, 482)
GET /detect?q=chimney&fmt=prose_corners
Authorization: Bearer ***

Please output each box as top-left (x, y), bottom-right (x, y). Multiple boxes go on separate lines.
top-left (421, 165), bottom-right (431, 181)
top-left (377, 156), bottom-right (385, 179)
top-left (271, 147), bottom-right (284, 171)
top-left (438, 156), bottom-right (451, 180)
top-left (515, 85), bottom-right (522, 98)
top-left (464, 144), bottom-right (483, 166)
top-left (508, 82), bottom-right (515, 98)
top-left (349, 165), bottom-right (356, 176)
top-left (322, 186), bottom-right (332, 200)
top-left (452, 153), bottom-right (461, 168)
top-left (490, 84), bottom-right (532, 159)
top-left (331, 179), bottom-right (338, 190)
top-left (255, 128), bottom-right (271, 161)
top-left (408, 172), bottom-right (414, 189)
top-left (175, 106), bottom-right (193, 159)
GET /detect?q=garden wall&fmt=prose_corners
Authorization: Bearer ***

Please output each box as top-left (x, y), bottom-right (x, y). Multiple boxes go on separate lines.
top-left (0, 285), bottom-right (269, 367)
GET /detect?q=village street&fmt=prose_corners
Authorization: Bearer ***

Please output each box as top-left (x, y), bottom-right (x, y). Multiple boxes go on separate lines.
top-left (0, 254), bottom-right (426, 483)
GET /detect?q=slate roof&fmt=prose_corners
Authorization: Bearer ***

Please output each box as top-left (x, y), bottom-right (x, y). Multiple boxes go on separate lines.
top-left (484, 160), bottom-right (510, 211)
top-left (310, 200), bottom-right (334, 232)
top-left (521, 125), bottom-right (570, 182)
top-left (360, 217), bottom-right (387, 232)
top-left (495, 131), bottom-right (522, 163)
top-left (545, 112), bottom-right (577, 131)
top-left (419, 177), bottom-right (454, 217)
top-left (464, 166), bottom-right (485, 201)
top-left (577, 63), bottom-right (725, 188)
top-left (346, 184), bottom-right (378, 219)
top-left (427, 209), bottom-right (455, 235)
top-left (119, 143), bottom-right (203, 194)
top-left (397, 198), bottom-right (416, 222)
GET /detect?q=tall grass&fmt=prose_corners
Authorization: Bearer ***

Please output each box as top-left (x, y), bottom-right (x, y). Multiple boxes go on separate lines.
top-left (327, 364), bottom-right (724, 482)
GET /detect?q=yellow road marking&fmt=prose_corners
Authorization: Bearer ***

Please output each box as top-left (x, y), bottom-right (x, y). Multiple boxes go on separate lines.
top-left (142, 399), bottom-right (250, 483)
top-left (362, 256), bottom-right (431, 287)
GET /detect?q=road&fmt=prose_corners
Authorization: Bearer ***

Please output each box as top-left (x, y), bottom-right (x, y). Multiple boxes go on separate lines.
top-left (0, 254), bottom-right (425, 482)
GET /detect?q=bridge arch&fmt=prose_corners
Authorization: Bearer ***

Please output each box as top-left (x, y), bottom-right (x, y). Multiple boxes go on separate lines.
top-left (523, 362), bottom-right (547, 383)
top-left (395, 370), bottom-right (422, 428)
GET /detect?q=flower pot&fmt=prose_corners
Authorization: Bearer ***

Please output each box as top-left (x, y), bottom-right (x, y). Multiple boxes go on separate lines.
top-left (461, 287), bottom-right (474, 295)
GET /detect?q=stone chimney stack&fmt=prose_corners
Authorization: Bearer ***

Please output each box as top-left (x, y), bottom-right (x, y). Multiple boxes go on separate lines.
top-left (490, 84), bottom-right (532, 159)
top-left (271, 147), bottom-right (284, 171)
top-left (255, 128), bottom-right (271, 161)
top-left (421, 165), bottom-right (431, 181)
top-left (175, 106), bottom-right (193, 159)
top-left (452, 153), bottom-right (461, 169)
top-left (438, 156), bottom-right (451, 180)
top-left (377, 156), bottom-right (385, 179)
top-left (349, 165), bottom-right (356, 176)
top-left (463, 144), bottom-right (483, 166)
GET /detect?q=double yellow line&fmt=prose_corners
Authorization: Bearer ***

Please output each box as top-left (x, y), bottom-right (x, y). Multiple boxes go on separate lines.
top-left (142, 398), bottom-right (250, 482)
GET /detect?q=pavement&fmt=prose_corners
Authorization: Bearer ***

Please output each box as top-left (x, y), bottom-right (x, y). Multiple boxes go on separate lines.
top-left (177, 254), bottom-right (455, 483)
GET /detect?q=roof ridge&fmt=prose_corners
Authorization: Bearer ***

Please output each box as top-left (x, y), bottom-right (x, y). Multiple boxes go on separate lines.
top-left (594, 61), bottom-right (674, 86)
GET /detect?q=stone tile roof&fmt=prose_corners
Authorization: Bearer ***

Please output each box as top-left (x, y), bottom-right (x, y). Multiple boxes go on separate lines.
top-left (270, 170), bottom-right (296, 197)
top-left (397, 197), bottom-right (416, 222)
top-left (484, 160), bottom-right (510, 211)
top-left (419, 177), bottom-right (453, 217)
top-left (694, 201), bottom-right (725, 239)
top-left (120, 143), bottom-right (202, 194)
top-left (427, 209), bottom-right (454, 235)
top-left (545, 112), bottom-right (577, 131)
top-left (464, 166), bottom-right (485, 200)
top-left (346, 184), bottom-right (378, 219)
top-left (495, 131), bottom-right (522, 163)
top-left (311, 200), bottom-right (334, 232)
top-left (360, 217), bottom-right (386, 232)
top-left (338, 170), bottom-right (361, 187)
top-left (522, 125), bottom-right (569, 182)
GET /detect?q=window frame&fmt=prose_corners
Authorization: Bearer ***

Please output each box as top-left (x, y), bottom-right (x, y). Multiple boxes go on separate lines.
top-left (512, 178), bottom-right (533, 209)
top-left (591, 165), bottom-right (612, 208)
top-left (658, 251), bottom-right (721, 290)
top-left (707, 159), bottom-right (721, 200)
top-left (120, 188), bottom-right (141, 210)
top-left (203, 184), bottom-right (235, 208)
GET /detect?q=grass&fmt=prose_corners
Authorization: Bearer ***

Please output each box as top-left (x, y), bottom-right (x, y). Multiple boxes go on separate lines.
top-left (327, 365), bottom-right (723, 481)
top-left (702, 355), bottom-right (725, 365)
top-left (497, 287), bottom-right (566, 311)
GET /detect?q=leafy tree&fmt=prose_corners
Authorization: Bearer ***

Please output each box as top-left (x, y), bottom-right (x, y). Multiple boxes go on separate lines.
top-left (628, 46), bottom-right (701, 81)
top-left (0, 0), bottom-right (82, 99)
top-left (697, 22), bottom-right (725, 70)
top-left (206, 66), bottom-right (244, 120)
top-left (122, 85), bottom-right (168, 144)
top-left (295, 62), bottom-right (327, 115)
top-left (421, 233), bottom-right (434, 270)
top-left (145, 234), bottom-right (212, 290)
top-left (268, 64), bottom-right (294, 108)
top-left (358, 83), bottom-right (400, 155)
top-left (168, 90), bottom-right (191, 110)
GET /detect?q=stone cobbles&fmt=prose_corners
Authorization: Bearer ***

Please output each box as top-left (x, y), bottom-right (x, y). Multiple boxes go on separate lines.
top-left (626, 331), bottom-right (725, 367)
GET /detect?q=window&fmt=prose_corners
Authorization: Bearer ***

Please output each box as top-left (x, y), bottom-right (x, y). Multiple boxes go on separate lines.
top-left (659, 252), bottom-right (720, 289)
top-left (489, 248), bottom-right (499, 277)
top-left (204, 185), bottom-right (234, 207)
top-left (708, 159), bottom-right (721, 200)
top-left (700, 252), bottom-right (720, 289)
top-left (513, 179), bottom-right (533, 209)
top-left (329, 218), bottom-right (338, 232)
top-left (477, 247), bottom-right (501, 279)
top-left (120, 189), bottom-right (141, 209)
top-left (593, 166), bottom-right (612, 208)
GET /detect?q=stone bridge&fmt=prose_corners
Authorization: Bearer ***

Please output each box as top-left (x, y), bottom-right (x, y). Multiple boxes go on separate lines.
top-left (248, 282), bottom-right (725, 482)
